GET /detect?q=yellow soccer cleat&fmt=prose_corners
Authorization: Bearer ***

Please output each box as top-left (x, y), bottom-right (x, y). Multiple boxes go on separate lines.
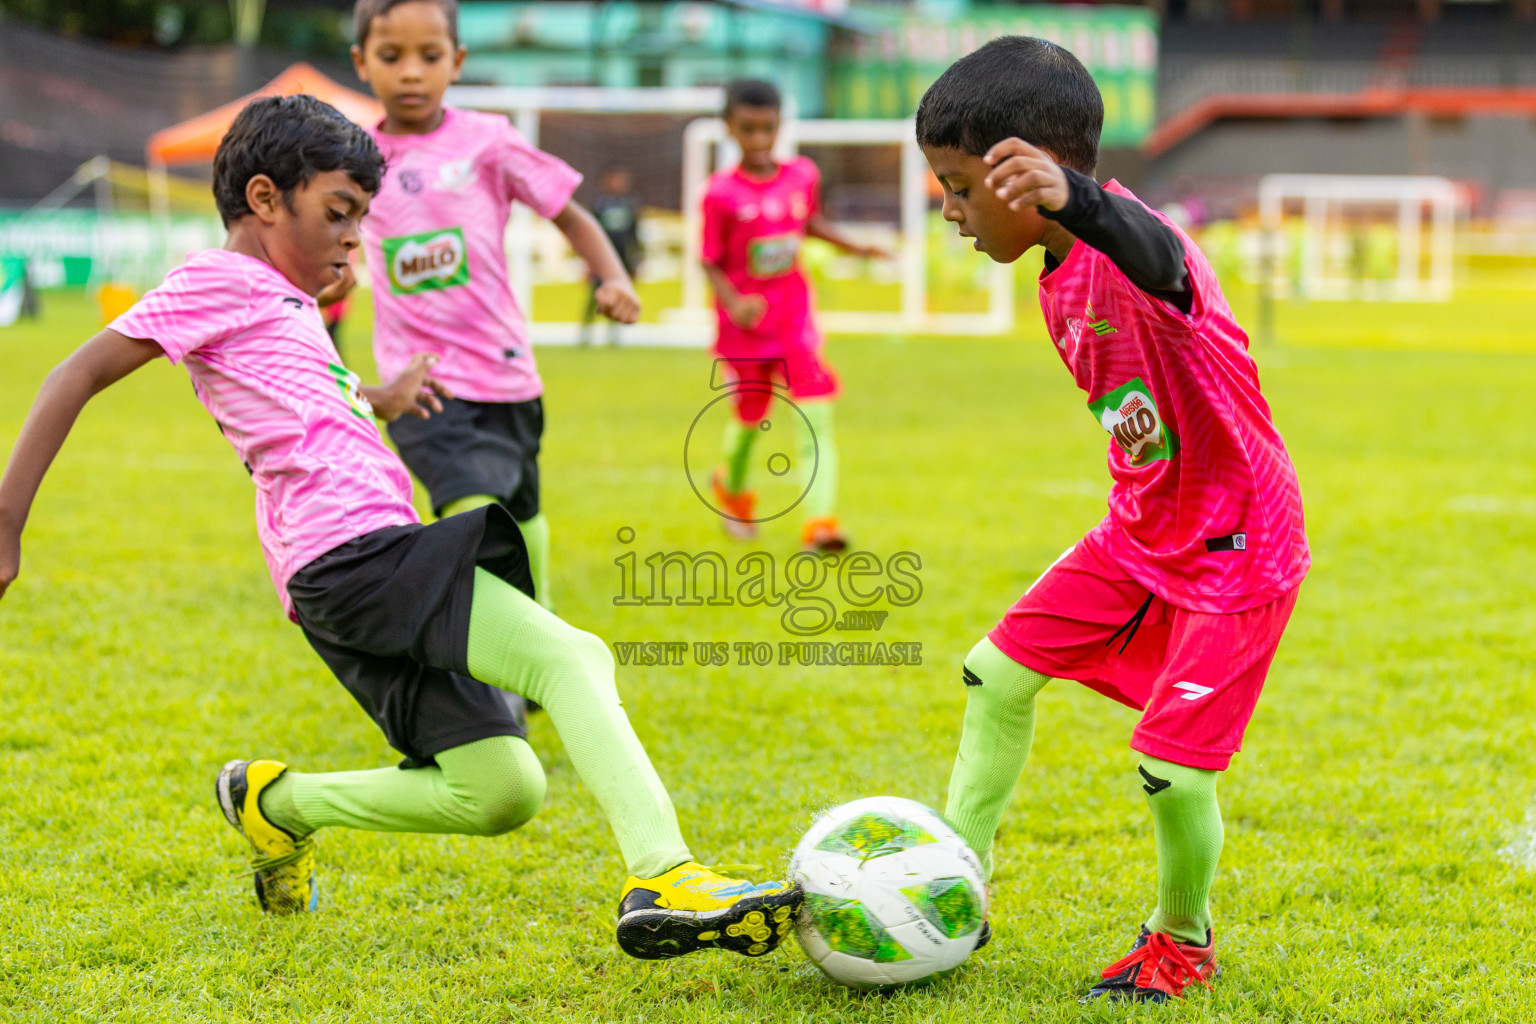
top-left (215, 759), bottom-right (317, 914)
top-left (616, 862), bottom-right (803, 960)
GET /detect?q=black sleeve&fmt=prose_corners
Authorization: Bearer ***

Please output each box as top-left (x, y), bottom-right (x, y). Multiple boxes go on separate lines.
top-left (1040, 167), bottom-right (1193, 314)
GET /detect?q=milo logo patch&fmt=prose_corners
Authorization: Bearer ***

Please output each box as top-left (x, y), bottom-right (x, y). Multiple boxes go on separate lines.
top-left (383, 227), bottom-right (469, 293)
top-left (1087, 378), bottom-right (1179, 466)
top-left (329, 362), bottom-right (374, 421)
top-left (748, 232), bottom-right (800, 278)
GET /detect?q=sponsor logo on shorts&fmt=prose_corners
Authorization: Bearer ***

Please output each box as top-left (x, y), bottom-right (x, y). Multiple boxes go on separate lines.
top-left (1172, 681), bottom-right (1213, 700)
top-left (1087, 377), bottom-right (1180, 466)
top-left (383, 228), bottom-right (469, 294)
top-left (748, 232), bottom-right (801, 278)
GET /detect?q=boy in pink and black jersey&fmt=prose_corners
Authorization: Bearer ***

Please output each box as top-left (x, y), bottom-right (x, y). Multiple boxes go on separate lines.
top-left (0, 94), bottom-right (800, 959)
top-left (916, 38), bottom-right (1308, 1002)
top-left (701, 80), bottom-right (890, 552)
top-left (351, 0), bottom-right (641, 611)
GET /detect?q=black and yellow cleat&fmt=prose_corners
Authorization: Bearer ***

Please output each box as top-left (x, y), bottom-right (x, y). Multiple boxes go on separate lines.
top-left (215, 759), bottom-right (317, 914)
top-left (616, 862), bottom-right (803, 960)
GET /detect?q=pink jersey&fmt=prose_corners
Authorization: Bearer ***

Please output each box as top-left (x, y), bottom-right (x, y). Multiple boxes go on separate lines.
top-left (110, 250), bottom-right (419, 619)
top-left (1039, 181), bottom-right (1309, 614)
top-left (363, 106), bottom-right (582, 403)
top-left (701, 156), bottom-right (822, 358)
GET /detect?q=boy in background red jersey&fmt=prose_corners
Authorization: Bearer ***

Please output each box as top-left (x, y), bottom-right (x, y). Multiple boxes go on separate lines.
top-left (701, 80), bottom-right (889, 552)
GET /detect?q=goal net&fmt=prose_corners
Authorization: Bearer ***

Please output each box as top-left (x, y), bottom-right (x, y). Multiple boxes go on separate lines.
top-left (1257, 174), bottom-right (1460, 303)
top-left (445, 85), bottom-right (1014, 344)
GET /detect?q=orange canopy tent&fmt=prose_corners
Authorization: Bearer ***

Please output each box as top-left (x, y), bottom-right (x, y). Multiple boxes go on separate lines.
top-left (145, 62), bottom-right (382, 167)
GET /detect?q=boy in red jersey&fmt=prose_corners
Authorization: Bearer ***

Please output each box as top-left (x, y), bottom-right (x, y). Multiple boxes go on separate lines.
top-left (701, 80), bottom-right (889, 552)
top-left (916, 38), bottom-right (1308, 1002)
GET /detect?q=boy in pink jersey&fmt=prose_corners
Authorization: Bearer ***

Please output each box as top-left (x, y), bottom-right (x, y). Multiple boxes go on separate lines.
top-left (0, 95), bottom-right (800, 959)
top-left (701, 80), bottom-right (889, 552)
top-left (916, 38), bottom-right (1309, 1001)
top-left (351, 0), bottom-right (641, 610)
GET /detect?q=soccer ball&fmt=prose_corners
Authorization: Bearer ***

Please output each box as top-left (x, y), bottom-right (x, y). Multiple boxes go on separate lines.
top-left (789, 796), bottom-right (988, 988)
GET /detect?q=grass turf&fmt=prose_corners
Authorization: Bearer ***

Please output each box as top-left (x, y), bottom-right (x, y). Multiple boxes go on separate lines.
top-left (1, 285), bottom-right (1535, 1022)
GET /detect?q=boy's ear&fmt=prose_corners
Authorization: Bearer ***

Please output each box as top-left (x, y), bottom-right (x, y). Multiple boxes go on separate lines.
top-left (244, 174), bottom-right (284, 225)
top-left (351, 44), bottom-right (369, 83)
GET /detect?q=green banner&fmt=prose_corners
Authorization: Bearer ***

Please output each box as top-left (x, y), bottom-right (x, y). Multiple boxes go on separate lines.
top-left (833, 5), bottom-right (1158, 146)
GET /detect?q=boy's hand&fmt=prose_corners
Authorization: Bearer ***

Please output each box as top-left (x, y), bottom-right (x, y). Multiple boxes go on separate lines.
top-left (594, 279), bottom-right (641, 324)
top-left (316, 265), bottom-right (357, 308)
top-left (363, 353), bottom-right (454, 422)
top-left (984, 138), bottom-right (1070, 213)
top-left (850, 243), bottom-right (897, 261)
top-left (0, 523), bottom-right (19, 602)
top-left (726, 293), bottom-right (768, 330)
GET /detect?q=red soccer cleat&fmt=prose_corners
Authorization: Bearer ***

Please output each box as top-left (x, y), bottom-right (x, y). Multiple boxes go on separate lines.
top-left (800, 515), bottom-right (848, 553)
top-left (1080, 927), bottom-right (1218, 1003)
top-left (711, 467), bottom-right (758, 540)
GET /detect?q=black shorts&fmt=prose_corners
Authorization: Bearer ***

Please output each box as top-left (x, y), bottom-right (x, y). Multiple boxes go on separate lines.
top-left (388, 397), bottom-right (543, 520)
top-left (286, 504), bottom-right (535, 766)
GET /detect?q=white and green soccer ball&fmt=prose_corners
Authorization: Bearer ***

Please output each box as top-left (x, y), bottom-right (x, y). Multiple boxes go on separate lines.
top-left (789, 796), bottom-right (988, 988)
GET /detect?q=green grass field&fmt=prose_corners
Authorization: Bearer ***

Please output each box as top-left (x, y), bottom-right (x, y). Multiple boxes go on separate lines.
top-left (2, 284), bottom-right (1536, 1022)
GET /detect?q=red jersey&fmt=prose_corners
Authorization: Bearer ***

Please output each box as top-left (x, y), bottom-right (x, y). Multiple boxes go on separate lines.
top-left (700, 156), bottom-right (822, 358)
top-left (1040, 181), bottom-right (1309, 614)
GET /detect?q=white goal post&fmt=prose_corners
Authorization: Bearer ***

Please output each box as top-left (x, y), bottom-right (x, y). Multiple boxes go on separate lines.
top-left (675, 116), bottom-right (1014, 339)
top-left (1257, 173), bottom-right (1459, 302)
top-left (446, 85), bottom-right (1015, 344)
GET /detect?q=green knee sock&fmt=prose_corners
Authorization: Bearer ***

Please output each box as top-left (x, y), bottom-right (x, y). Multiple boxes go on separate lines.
top-left (440, 496), bottom-right (552, 610)
top-left (1139, 756), bottom-right (1223, 944)
top-left (466, 568), bottom-right (691, 878)
top-left (514, 512), bottom-right (551, 610)
top-left (441, 493), bottom-right (498, 518)
top-left (942, 637), bottom-right (1052, 880)
top-left (722, 418), bottom-right (758, 494)
top-left (260, 734), bottom-right (545, 837)
top-left (797, 400), bottom-right (838, 520)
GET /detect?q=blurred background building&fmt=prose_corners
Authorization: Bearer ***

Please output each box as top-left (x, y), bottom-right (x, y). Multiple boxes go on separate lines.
top-left (1, 0), bottom-right (1531, 322)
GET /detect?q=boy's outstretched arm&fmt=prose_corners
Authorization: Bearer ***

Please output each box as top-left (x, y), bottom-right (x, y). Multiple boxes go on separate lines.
top-left (551, 201), bottom-right (641, 324)
top-left (0, 329), bottom-right (162, 600)
top-left (985, 138), bottom-right (1193, 312)
top-left (806, 215), bottom-right (894, 261)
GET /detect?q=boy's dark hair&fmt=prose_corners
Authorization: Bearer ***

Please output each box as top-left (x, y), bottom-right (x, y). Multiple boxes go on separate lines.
top-left (353, 0), bottom-right (459, 50)
top-left (213, 94), bottom-right (385, 227)
top-left (915, 36), bottom-right (1103, 174)
top-left (724, 79), bottom-right (781, 118)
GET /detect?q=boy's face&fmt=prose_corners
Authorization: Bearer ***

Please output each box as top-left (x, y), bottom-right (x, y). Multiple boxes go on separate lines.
top-left (922, 144), bottom-right (1047, 264)
top-left (602, 169), bottom-right (632, 194)
top-left (251, 169), bottom-right (370, 297)
top-left (352, 1), bottom-right (465, 131)
top-left (725, 105), bottom-right (780, 165)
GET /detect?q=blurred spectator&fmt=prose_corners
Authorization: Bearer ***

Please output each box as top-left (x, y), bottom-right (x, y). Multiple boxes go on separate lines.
top-left (581, 166), bottom-right (643, 346)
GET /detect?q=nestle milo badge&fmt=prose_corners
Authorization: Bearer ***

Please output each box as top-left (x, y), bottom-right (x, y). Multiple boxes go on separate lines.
top-left (383, 227), bottom-right (470, 294)
top-left (1088, 377), bottom-right (1180, 466)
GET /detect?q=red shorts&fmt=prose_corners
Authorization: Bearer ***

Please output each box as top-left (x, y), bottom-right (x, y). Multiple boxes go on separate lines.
top-left (989, 535), bottom-right (1299, 770)
top-left (719, 348), bottom-right (840, 424)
